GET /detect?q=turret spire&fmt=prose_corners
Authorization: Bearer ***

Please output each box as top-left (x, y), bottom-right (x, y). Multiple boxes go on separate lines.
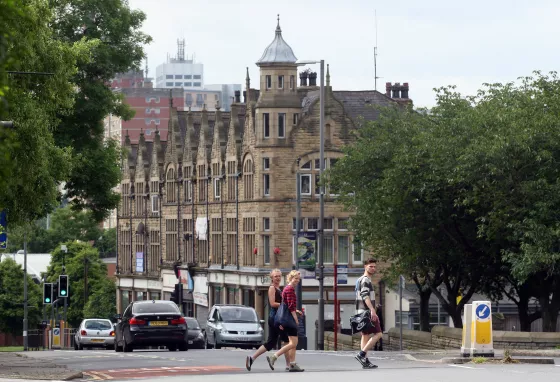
top-left (326, 64), bottom-right (330, 87)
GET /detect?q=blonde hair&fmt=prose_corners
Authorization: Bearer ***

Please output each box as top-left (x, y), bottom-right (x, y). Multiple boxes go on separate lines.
top-left (287, 270), bottom-right (300, 283)
top-left (269, 268), bottom-right (281, 277)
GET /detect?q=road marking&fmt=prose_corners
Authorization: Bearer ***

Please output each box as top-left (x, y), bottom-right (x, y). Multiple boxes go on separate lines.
top-left (448, 364), bottom-right (479, 369)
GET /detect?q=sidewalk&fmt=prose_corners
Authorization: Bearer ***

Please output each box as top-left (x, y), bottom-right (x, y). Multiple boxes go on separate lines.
top-left (400, 348), bottom-right (559, 364)
top-left (0, 352), bottom-right (82, 381)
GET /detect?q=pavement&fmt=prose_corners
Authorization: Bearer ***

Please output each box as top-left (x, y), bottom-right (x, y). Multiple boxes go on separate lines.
top-left (0, 347), bottom-right (558, 381)
top-left (0, 351), bottom-right (83, 381)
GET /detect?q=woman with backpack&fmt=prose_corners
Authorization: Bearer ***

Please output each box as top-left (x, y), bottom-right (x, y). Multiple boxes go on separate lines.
top-left (245, 269), bottom-right (290, 371)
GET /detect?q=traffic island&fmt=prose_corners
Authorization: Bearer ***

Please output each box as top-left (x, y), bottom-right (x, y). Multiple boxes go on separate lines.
top-left (0, 352), bottom-right (83, 380)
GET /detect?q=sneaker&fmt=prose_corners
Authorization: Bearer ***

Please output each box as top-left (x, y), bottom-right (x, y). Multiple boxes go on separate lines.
top-left (245, 356), bottom-right (253, 371)
top-left (266, 355), bottom-right (277, 370)
top-left (285, 366), bottom-right (290, 372)
top-left (363, 358), bottom-right (378, 369)
top-left (355, 353), bottom-right (368, 367)
top-left (289, 363), bottom-right (304, 372)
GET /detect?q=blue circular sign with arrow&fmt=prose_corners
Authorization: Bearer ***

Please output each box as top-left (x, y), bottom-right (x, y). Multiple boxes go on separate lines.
top-left (475, 304), bottom-right (490, 319)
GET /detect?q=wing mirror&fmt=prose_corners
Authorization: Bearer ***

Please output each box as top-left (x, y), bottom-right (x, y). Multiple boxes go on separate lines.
top-left (114, 314), bottom-right (122, 321)
top-left (208, 318), bottom-right (215, 323)
top-left (259, 320), bottom-right (265, 325)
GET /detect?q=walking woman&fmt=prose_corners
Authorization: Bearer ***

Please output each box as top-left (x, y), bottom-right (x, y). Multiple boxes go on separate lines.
top-left (266, 270), bottom-right (304, 372)
top-left (245, 269), bottom-right (290, 371)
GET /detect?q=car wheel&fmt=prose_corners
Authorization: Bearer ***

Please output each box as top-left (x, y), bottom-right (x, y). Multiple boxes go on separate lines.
top-left (77, 341), bottom-right (83, 350)
top-left (168, 345), bottom-right (177, 351)
top-left (215, 342), bottom-right (221, 350)
top-left (74, 340), bottom-right (78, 350)
top-left (178, 342), bottom-right (188, 351)
top-left (115, 341), bottom-right (122, 352)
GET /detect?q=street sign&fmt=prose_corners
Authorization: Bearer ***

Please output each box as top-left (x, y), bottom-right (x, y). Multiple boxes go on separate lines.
top-left (135, 252), bottom-right (144, 272)
top-left (0, 210), bottom-right (7, 249)
top-left (336, 265), bottom-right (348, 284)
top-left (475, 303), bottom-right (490, 320)
top-left (471, 301), bottom-right (494, 357)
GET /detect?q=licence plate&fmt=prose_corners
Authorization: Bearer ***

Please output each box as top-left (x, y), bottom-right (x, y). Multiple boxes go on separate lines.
top-left (91, 339), bottom-right (104, 343)
top-left (149, 321), bottom-right (168, 326)
top-left (236, 337), bottom-right (248, 342)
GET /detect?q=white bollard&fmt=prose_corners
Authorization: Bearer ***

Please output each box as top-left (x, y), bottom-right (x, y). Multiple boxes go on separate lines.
top-left (470, 301), bottom-right (494, 357)
top-left (461, 304), bottom-right (473, 357)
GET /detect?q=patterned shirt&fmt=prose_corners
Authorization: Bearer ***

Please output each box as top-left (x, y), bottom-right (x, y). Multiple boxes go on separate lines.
top-left (282, 284), bottom-right (297, 312)
top-left (355, 275), bottom-right (375, 312)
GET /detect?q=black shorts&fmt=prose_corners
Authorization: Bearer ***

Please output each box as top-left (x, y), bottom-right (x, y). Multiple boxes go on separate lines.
top-left (279, 326), bottom-right (298, 342)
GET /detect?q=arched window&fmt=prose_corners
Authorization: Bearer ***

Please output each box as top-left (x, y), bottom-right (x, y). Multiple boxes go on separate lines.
top-left (243, 158), bottom-right (254, 200)
top-left (166, 168), bottom-right (176, 203)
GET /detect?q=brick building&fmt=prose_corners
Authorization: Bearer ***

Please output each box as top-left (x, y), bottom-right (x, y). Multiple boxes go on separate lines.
top-left (115, 19), bottom-right (411, 348)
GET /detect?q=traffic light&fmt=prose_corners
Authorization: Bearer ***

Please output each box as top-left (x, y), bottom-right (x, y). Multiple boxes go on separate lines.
top-left (43, 283), bottom-right (53, 304)
top-left (170, 283), bottom-right (182, 306)
top-left (58, 275), bottom-right (69, 298)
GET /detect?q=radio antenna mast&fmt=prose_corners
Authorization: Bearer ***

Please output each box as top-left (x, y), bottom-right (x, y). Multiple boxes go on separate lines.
top-left (374, 10), bottom-right (380, 91)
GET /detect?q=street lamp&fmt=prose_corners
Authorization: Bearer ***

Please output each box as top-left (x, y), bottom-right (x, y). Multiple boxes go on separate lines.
top-left (297, 59), bottom-right (325, 350)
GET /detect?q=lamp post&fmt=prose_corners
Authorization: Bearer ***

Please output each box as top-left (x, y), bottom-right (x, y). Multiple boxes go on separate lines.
top-left (235, 171), bottom-right (242, 269)
top-left (144, 183), bottom-right (150, 274)
top-left (294, 157), bottom-right (302, 311)
top-left (23, 230), bottom-right (28, 351)
top-left (130, 184), bottom-right (135, 273)
top-left (206, 172), bottom-right (210, 267)
top-left (177, 166), bottom-right (183, 263)
top-left (60, 244), bottom-right (68, 325)
top-left (158, 177), bottom-right (164, 265)
top-left (297, 59), bottom-right (325, 350)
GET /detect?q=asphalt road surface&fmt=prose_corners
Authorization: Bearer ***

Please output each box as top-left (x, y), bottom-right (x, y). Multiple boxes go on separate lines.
top-left (17, 348), bottom-right (560, 382)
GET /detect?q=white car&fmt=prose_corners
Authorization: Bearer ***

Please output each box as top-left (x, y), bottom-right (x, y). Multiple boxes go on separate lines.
top-left (74, 318), bottom-right (115, 350)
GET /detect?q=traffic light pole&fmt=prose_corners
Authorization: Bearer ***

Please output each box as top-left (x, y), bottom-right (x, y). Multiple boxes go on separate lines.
top-left (23, 231), bottom-right (28, 351)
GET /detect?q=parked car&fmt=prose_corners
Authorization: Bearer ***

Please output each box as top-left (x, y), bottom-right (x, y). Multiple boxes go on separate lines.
top-left (185, 317), bottom-right (204, 349)
top-left (114, 300), bottom-right (188, 352)
top-left (204, 304), bottom-right (264, 349)
top-left (74, 318), bottom-right (115, 350)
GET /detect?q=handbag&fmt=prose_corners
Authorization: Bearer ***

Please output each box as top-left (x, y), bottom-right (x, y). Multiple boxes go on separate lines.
top-left (350, 310), bottom-right (374, 334)
top-left (274, 302), bottom-right (297, 330)
top-left (268, 307), bottom-right (277, 324)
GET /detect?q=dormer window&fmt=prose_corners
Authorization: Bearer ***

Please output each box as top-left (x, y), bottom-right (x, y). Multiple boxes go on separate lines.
top-left (266, 75), bottom-right (272, 89)
top-left (278, 76), bottom-right (284, 89)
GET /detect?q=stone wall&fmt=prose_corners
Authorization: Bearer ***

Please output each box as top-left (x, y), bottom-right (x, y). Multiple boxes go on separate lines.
top-left (324, 326), bottom-right (560, 351)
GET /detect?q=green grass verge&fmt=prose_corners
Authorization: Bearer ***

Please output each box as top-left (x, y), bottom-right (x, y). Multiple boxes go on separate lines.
top-left (0, 346), bottom-right (24, 352)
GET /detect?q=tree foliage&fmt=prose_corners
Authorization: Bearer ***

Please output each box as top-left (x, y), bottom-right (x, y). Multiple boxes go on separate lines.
top-left (50, 0), bottom-right (151, 221)
top-left (83, 277), bottom-right (116, 320)
top-left (329, 71), bottom-right (560, 331)
top-left (0, 258), bottom-right (42, 335)
top-left (46, 241), bottom-right (111, 326)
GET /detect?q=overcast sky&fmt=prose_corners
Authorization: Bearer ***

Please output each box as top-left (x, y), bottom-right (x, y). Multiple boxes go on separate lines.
top-left (128, 0), bottom-right (560, 108)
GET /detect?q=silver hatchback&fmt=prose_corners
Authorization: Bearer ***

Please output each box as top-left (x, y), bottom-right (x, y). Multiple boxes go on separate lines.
top-left (74, 318), bottom-right (115, 350)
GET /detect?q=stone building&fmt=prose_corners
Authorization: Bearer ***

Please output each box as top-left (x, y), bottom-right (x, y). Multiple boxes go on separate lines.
top-left (115, 18), bottom-right (411, 348)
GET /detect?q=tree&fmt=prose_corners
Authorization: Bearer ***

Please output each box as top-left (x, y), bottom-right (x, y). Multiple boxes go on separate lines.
top-left (330, 71), bottom-right (560, 331)
top-left (50, 0), bottom-right (152, 221)
top-left (0, 0), bottom-right (95, 226)
top-left (5, 206), bottom-right (103, 253)
top-left (46, 241), bottom-right (111, 326)
top-left (95, 228), bottom-right (117, 258)
top-left (0, 258), bottom-right (42, 336)
top-left (83, 277), bottom-right (116, 320)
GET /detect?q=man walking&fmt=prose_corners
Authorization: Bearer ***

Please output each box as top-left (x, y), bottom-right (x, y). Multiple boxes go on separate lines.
top-left (354, 258), bottom-right (382, 369)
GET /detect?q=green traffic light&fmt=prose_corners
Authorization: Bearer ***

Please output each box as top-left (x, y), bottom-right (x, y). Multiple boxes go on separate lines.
top-left (61, 290), bottom-right (66, 296)
top-left (45, 298), bottom-right (51, 303)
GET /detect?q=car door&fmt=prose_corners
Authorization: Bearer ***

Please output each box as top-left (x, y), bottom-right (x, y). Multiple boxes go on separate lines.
top-left (206, 308), bottom-right (216, 344)
top-left (120, 305), bottom-right (132, 344)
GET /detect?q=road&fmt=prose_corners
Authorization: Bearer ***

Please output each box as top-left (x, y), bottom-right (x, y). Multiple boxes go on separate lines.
top-left (17, 348), bottom-right (560, 382)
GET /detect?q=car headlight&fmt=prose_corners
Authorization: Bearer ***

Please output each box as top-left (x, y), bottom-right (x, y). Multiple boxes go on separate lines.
top-left (257, 326), bottom-right (264, 333)
top-left (197, 332), bottom-right (204, 339)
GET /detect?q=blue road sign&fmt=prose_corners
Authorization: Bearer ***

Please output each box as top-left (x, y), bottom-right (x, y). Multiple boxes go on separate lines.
top-left (475, 304), bottom-right (490, 319)
top-left (0, 210), bottom-right (7, 249)
top-left (53, 328), bottom-right (60, 336)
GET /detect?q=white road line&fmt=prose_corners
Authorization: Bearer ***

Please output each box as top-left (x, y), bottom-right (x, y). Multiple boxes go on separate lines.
top-left (448, 364), bottom-right (479, 369)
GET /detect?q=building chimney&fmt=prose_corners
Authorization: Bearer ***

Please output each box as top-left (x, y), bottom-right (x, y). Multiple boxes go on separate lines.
top-left (243, 90), bottom-right (247, 103)
top-left (308, 72), bottom-right (317, 87)
top-left (401, 83), bottom-right (409, 99)
top-left (299, 71), bottom-right (308, 87)
top-left (386, 82), bottom-right (392, 97)
top-left (234, 90), bottom-right (241, 103)
top-left (392, 82), bottom-right (401, 98)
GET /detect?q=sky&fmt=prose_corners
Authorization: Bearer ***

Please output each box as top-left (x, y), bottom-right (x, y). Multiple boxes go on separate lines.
top-left (128, 0), bottom-right (560, 108)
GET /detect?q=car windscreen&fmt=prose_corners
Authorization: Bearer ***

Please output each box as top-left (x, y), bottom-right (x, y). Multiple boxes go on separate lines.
top-left (219, 307), bottom-right (258, 323)
top-left (133, 303), bottom-right (180, 314)
top-left (186, 318), bottom-right (200, 329)
top-left (85, 320), bottom-right (113, 330)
